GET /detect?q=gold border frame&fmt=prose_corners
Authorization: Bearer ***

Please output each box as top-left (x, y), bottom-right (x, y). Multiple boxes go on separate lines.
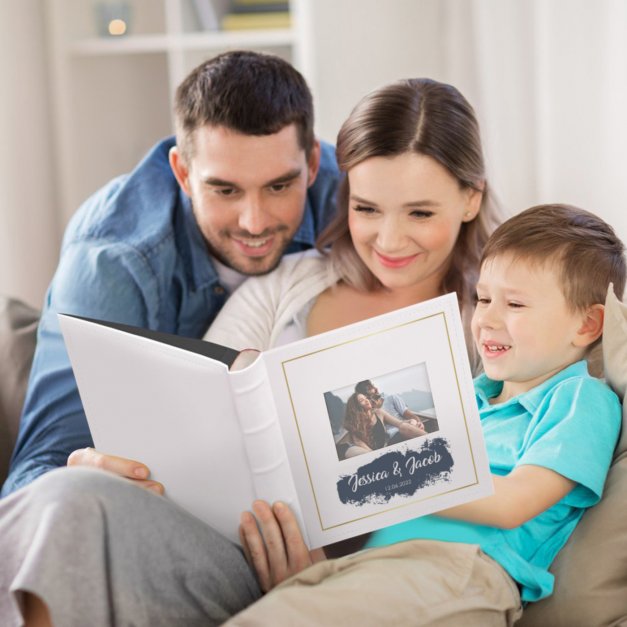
top-left (280, 310), bottom-right (480, 531)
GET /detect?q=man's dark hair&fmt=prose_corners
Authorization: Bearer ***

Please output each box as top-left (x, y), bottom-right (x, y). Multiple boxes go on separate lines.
top-left (174, 50), bottom-right (314, 161)
top-left (355, 380), bottom-right (374, 396)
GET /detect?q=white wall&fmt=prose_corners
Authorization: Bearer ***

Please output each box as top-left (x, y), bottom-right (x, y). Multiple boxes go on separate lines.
top-left (305, 0), bottom-right (627, 249)
top-left (0, 0), bottom-right (59, 308)
top-left (1, 0), bottom-right (626, 307)
top-left (303, 0), bottom-right (445, 145)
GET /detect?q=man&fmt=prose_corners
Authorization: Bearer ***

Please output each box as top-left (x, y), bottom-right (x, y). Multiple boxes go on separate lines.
top-left (1, 50), bottom-right (339, 497)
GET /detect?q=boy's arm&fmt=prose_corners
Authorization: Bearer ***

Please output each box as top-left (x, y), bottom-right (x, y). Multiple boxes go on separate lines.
top-left (439, 465), bottom-right (576, 529)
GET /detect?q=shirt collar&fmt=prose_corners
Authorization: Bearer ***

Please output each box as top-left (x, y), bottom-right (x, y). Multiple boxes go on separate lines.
top-left (475, 360), bottom-right (589, 412)
top-left (292, 193), bottom-right (316, 247)
top-left (177, 190), bottom-right (219, 291)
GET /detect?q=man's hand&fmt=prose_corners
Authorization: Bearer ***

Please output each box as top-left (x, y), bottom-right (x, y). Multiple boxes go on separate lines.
top-left (67, 448), bottom-right (164, 494)
top-left (239, 500), bottom-right (325, 593)
top-left (398, 421), bottom-right (426, 439)
top-left (403, 409), bottom-right (425, 430)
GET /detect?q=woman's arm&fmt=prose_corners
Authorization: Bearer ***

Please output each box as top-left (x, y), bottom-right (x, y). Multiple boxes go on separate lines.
top-left (439, 464), bottom-right (575, 529)
top-left (206, 253), bottom-right (338, 350)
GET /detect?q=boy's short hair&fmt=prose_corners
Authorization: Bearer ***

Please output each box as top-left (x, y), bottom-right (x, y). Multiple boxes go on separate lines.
top-left (481, 204), bottom-right (626, 311)
top-left (174, 50), bottom-right (314, 162)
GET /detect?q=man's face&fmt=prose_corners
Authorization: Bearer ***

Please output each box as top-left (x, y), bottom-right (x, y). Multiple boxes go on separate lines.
top-left (170, 124), bottom-right (320, 275)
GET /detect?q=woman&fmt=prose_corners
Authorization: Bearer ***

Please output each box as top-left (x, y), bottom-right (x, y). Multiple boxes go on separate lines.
top-left (340, 392), bottom-right (425, 459)
top-left (8, 78), bottom-right (502, 627)
top-left (205, 79), bottom-right (498, 376)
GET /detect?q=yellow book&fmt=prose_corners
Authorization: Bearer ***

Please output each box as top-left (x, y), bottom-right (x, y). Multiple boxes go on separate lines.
top-left (221, 11), bottom-right (291, 30)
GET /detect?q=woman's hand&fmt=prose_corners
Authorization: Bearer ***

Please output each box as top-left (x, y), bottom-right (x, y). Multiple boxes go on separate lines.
top-left (67, 447), bottom-right (164, 494)
top-left (239, 500), bottom-right (325, 593)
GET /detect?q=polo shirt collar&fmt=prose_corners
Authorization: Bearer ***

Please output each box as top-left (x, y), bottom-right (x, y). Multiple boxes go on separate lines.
top-left (475, 360), bottom-right (589, 412)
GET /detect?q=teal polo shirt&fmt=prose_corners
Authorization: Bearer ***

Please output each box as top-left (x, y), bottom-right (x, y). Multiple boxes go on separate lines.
top-left (367, 361), bottom-right (621, 602)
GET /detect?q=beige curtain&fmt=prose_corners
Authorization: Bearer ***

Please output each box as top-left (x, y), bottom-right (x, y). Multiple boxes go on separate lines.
top-left (446, 0), bottom-right (627, 248)
top-left (309, 0), bottom-right (627, 253)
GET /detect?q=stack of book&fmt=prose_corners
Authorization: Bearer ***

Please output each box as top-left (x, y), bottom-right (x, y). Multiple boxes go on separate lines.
top-left (221, 0), bottom-right (291, 31)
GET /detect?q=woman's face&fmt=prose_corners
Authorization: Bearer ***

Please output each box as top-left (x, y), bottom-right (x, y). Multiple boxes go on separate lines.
top-left (356, 393), bottom-right (372, 410)
top-left (347, 153), bottom-right (481, 297)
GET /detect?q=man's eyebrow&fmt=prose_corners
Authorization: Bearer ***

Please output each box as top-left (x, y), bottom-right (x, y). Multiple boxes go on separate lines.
top-left (204, 176), bottom-right (239, 187)
top-left (265, 168), bottom-right (302, 186)
top-left (203, 168), bottom-right (302, 188)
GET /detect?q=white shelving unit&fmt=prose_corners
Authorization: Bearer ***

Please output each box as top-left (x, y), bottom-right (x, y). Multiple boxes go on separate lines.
top-left (46, 0), bottom-right (305, 223)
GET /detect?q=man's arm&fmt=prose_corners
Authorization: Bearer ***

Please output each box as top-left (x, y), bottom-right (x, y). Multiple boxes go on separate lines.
top-left (379, 409), bottom-right (425, 438)
top-left (401, 409), bottom-right (425, 430)
top-left (1, 240), bottom-right (156, 496)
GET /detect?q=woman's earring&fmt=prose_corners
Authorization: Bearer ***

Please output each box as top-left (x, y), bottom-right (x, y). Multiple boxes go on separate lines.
top-left (464, 211), bottom-right (473, 219)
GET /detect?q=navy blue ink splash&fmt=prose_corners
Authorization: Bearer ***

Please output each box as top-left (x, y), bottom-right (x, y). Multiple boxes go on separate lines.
top-left (336, 438), bottom-right (454, 506)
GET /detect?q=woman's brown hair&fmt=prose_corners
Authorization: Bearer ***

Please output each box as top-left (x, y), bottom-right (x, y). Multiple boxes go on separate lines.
top-left (343, 393), bottom-right (376, 449)
top-left (317, 78), bottom-right (501, 312)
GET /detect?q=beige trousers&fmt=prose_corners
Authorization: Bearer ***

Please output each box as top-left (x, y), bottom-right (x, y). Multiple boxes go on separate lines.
top-left (227, 540), bottom-right (523, 627)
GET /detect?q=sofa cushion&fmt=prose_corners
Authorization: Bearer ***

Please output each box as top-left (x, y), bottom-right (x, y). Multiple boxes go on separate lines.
top-left (518, 286), bottom-right (627, 627)
top-left (0, 296), bottom-right (39, 484)
top-left (602, 285), bottom-right (627, 457)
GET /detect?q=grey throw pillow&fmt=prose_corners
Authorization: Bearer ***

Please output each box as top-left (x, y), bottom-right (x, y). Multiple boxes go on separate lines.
top-left (0, 296), bottom-right (39, 484)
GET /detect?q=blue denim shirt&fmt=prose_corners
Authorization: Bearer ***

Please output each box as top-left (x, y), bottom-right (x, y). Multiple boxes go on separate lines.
top-left (2, 136), bottom-right (340, 496)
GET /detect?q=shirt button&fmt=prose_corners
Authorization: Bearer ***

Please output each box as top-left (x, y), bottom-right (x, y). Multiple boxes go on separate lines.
top-left (213, 285), bottom-right (225, 295)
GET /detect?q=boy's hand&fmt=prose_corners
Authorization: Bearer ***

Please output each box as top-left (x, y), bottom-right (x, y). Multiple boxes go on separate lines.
top-left (67, 447), bottom-right (164, 494)
top-left (239, 500), bottom-right (325, 592)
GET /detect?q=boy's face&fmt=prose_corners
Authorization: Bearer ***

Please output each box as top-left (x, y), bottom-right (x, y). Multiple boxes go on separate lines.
top-left (471, 253), bottom-right (588, 399)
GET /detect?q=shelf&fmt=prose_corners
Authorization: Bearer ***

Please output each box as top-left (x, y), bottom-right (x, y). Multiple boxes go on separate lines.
top-left (69, 29), bottom-right (295, 56)
top-left (69, 34), bottom-right (171, 55)
top-left (48, 0), bottom-right (304, 221)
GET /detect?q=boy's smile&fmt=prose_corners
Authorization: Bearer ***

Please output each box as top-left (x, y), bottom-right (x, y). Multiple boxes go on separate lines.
top-left (471, 253), bottom-right (591, 401)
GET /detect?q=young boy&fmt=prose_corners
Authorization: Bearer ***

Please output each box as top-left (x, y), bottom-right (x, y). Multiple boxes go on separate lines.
top-left (229, 204), bottom-right (625, 626)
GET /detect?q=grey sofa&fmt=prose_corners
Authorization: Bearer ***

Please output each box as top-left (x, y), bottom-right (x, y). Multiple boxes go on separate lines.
top-left (0, 294), bottom-right (625, 626)
top-left (0, 296), bottom-right (38, 482)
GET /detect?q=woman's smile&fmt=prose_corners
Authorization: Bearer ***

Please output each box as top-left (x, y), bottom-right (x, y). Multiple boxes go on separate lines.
top-left (374, 250), bottom-right (421, 268)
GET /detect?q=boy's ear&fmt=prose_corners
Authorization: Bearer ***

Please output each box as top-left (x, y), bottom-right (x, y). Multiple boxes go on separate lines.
top-left (573, 304), bottom-right (605, 348)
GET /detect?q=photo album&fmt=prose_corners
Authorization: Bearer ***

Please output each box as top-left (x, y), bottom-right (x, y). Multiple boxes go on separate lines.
top-left (59, 292), bottom-right (492, 549)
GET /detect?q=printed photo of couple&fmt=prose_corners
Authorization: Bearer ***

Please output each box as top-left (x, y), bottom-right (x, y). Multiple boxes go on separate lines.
top-left (324, 363), bottom-right (440, 461)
